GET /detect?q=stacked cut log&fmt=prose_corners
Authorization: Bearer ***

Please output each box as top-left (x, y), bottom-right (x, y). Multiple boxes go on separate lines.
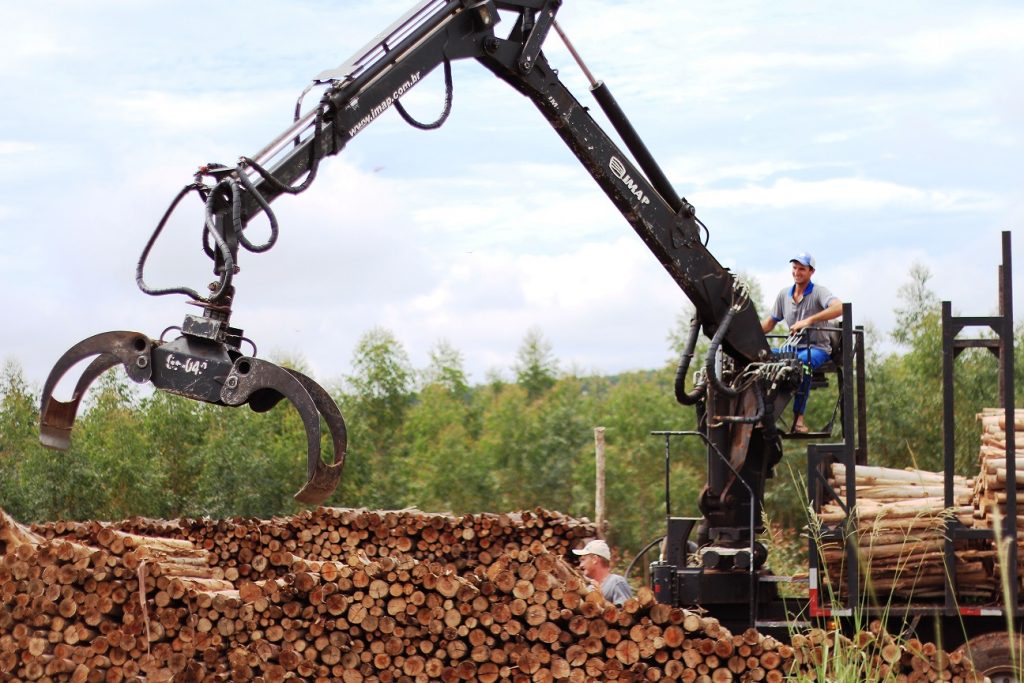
top-left (0, 507), bottom-right (232, 681)
top-left (818, 464), bottom-right (991, 600)
top-left (3, 505), bottom-right (984, 682)
top-left (973, 408), bottom-right (1024, 588)
top-left (973, 409), bottom-right (1024, 525)
top-left (31, 507), bottom-right (595, 584)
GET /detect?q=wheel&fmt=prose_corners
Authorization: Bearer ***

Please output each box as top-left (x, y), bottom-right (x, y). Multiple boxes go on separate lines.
top-left (958, 631), bottom-right (1024, 683)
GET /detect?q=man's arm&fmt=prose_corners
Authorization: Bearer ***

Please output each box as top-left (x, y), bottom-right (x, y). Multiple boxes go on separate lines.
top-left (763, 289), bottom-right (785, 333)
top-left (791, 298), bottom-right (842, 332)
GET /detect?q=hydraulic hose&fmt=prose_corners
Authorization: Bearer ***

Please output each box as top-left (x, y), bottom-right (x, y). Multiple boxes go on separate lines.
top-left (674, 316), bottom-right (706, 405)
top-left (624, 535), bottom-right (666, 582)
top-left (715, 381), bottom-right (766, 425)
top-left (704, 306), bottom-right (740, 398)
top-left (703, 305), bottom-right (767, 424)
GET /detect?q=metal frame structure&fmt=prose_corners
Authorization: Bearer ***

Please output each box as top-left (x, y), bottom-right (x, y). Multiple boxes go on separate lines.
top-left (803, 303), bottom-right (866, 619)
top-left (942, 230), bottom-right (1018, 619)
top-left (807, 232), bottom-right (1019, 645)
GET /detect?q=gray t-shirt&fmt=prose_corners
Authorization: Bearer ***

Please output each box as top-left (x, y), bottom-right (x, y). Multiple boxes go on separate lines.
top-left (602, 573), bottom-right (633, 605)
top-left (770, 282), bottom-right (840, 355)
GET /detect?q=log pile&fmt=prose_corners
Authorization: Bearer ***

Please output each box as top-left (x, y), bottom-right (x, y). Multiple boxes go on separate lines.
top-left (973, 408), bottom-right (1024, 590)
top-left (973, 409), bottom-right (1024, 529)
top-left (5, 505), bottom-right (795, 681)
top-left (818, 464), bottom-right (992, 600)
top-left (2, 505), bottom-right (985, 681)
top-left (30, 507), bottom-right (595, 584)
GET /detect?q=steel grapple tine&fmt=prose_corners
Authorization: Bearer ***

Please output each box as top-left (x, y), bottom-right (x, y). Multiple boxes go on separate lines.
top-left (40, 331), bottom-right (154, 450)
top-left (286, 368), bottom-right (347, 504)
top-left (219, 358), bottom-right (343, 505)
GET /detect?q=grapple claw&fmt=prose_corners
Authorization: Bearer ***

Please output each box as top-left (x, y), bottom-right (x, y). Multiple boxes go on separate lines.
top-left (287, 368), bottom-right (347, 505)
top-left (220, 358), bottom-right (347, 504)
top-left (40, 320), bottom-right (346, 504)
top-left (40, 331), bottom-right (154, 451)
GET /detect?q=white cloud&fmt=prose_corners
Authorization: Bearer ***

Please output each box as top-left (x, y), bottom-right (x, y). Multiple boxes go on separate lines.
top-left (0, 13), bottom-right (70, 67)
top-left (97, 90), bottom-right (293, 136)
top-left (666, 159), bottom-right (836, 188)
top-left (693, 177), bottom-right (999, 212)
top-left (896, 16), bottom-right (1024, 67)
top-left (0, 142), bottom-right (36, 155)
top-left (813, 132), bottom-right (853, 145)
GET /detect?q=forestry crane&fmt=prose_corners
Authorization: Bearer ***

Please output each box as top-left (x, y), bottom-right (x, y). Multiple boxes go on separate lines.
top-left (41, 0), bottom-right (814, 631)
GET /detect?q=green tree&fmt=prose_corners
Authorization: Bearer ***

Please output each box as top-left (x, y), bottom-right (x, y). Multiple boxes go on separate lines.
top-left (193, 399), bottom-right (318, 517)
top-left (474, 375), bottom-right (592, 513)
top-left (404, 339), bottom-right (487, 511)
top-left (582, 368), bottom-right (702, 554)
top-left (514, 328), bottom-right (558, 400)
top-left (867, 263), bottom-right (1000, 475)
top-left (519, 375), bottom-right (592, 513)
top-left (404, 383), bottom-right (488, 512)
top-left (137, 391), bottom-right (213, 516)
top-left (61, 370), bottom-right (156, 520)
top-left (0, 361), bottom-right (48, 520)
top-left (340, 327), bottom-right (415, 508)
top-left (422, 339), bottom-right (470, 398)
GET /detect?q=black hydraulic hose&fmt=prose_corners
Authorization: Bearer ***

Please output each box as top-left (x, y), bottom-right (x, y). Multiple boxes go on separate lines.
top-left (395, 57), bottom-right (453, 130)
top-left (136, 183), bottom-right (231, 302)
top-left (674, 316), bottom-right (706, 406)
top-left (235, 167), bottom-right (280, 253)
top-left (201, 179), bottom-right (241, 301)
top-left (240, 97), bottom-right (327, 196)
top-left (624, 535), bottom-right (666, 582)
top-left (704, 307), bottom-right (740, 397)
top-left (703, 305), bottom-right (767, 424)
top-left (715, 381), bottom-right (766, 425)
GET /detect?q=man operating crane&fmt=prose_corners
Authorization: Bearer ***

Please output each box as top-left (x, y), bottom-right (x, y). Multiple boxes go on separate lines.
top-left (761, 252), bottom-right (843, 434)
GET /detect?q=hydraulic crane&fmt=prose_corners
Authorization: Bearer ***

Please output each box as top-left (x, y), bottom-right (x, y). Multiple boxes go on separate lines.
top-left (40, 0), bottom-right (804, 623)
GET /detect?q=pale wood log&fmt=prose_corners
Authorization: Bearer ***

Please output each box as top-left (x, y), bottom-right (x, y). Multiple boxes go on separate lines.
top-left (832, 464), bottom-right (947, 484)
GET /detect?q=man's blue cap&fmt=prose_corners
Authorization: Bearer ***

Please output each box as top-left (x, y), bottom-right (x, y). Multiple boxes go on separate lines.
top-left (790, 252), bottom-right (815, 269)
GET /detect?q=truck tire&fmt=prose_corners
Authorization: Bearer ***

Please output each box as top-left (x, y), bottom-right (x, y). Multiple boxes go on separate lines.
top-left (957, 631), bottom-right (1024, 683)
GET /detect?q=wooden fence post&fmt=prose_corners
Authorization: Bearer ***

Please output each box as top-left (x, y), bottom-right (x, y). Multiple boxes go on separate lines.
top-left (594, 427), bottom-right (606, 539)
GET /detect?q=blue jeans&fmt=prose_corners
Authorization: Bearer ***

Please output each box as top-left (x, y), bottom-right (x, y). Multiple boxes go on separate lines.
top-left (774, 346), bottom-right (831, 416)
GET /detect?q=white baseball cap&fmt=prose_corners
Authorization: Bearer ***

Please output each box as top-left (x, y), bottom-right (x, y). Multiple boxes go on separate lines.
top-left (572, 539), bottom-right (611, 561)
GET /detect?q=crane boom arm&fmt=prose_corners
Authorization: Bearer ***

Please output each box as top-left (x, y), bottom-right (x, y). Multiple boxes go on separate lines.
top-left (231, 0), bottom-right (768, 364)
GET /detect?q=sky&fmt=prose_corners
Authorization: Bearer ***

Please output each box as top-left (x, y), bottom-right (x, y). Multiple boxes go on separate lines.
top-left (2, 1), bottom-right (1022, 395)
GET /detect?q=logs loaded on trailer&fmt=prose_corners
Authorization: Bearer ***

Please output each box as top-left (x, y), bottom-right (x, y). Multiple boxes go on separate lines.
top-left (973, 409), bottom-right (1024, 527)
top-left (818, 407), bottom-right (1024, 602)
top-left (2, 506), bottom-right (983, 682)
top-left (817, 464), bottom-right (991, 600)
top-left (974, 408), bottom-right (1024, 590)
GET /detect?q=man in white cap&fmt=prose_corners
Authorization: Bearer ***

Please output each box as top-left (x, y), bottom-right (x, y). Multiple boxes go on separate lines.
top-left (761, 252), bottom-right (842, 433)
top-left (572, 539), bottom-right (633, 605)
